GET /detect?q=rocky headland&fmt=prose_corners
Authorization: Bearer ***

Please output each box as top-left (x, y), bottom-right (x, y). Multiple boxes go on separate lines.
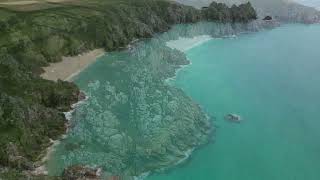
top-left (175, 0), bottom-right (320, 23)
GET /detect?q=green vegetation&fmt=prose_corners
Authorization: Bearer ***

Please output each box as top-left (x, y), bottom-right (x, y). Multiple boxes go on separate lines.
top-left (0, 0), bottom-right (257, 178)
top-left (203, 2), bottom-right (257, 22)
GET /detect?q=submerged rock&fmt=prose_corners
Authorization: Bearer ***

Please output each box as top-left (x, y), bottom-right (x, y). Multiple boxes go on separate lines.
top-left (64, 142), bottom-right (81, 151)
top-left (78, 91), bottom-right (87, 101)
top-left (225, 114), bottom-right (242, 123)
top-left (62, 166), bottom-right (101, 180)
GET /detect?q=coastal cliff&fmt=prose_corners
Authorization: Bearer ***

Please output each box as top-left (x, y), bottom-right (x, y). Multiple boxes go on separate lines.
top-left (176, 0), bottom-right (320, 23)
top-left (0, 0), bottom-right (258, 179)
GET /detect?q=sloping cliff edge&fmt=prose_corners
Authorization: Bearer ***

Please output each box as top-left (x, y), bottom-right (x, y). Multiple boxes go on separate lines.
top-left (175, 0), bottom-right (320, 23)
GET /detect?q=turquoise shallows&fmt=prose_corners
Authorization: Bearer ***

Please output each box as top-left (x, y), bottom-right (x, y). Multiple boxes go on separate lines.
top-left (47, 22), bottom-right (320, 180)
top-left (148, 24), bottom-right (320, 180)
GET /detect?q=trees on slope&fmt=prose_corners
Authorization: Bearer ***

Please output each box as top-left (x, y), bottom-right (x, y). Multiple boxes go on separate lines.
top-left (202, 2), bottom-right (257, 22)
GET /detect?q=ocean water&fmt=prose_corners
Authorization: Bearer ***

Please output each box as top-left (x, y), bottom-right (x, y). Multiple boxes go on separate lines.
top-left (148, 24), bottom-right (320, 180)
top-left (47, 22), bottom-right (320, 179)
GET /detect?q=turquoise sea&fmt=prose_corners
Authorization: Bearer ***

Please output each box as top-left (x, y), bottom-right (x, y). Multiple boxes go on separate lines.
top-left (47, 23), bottom-right (320, 180)
top-left (149, 24), bottom-right (320, 180)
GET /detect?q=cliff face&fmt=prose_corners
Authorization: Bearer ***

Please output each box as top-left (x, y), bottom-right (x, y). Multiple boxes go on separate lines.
top-left (175, 0), bottom-right (320, 23)
top-left (0, 0), bottom-right (257, 178)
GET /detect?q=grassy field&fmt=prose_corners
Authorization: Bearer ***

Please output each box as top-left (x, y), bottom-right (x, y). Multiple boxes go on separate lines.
top-left (0, 0), bottom-right (168, 11)
top-left (0, 0), bottom-right (135, 12)
top-left (0, 0), bottom-right (74, 11)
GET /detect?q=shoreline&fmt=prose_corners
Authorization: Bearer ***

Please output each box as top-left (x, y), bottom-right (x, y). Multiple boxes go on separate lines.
top-left (32, 92), bottom-right (90, 176)
top-left (36, 21), bottom-right (279, 179)
top-left (34, 39), bottom-right (139, 177)
top-left (35, 21), bottom-right (278, 178)
top-left (32, 139), bottom-right (61, 176)
top-left (165, 35), bottom-right (213, 84)
top-left (41, 48), bottom-right (105, 82)
top-left (154, 23), bottom-right (276, 178)
top-left (139, 36), bottom-right (215, 180)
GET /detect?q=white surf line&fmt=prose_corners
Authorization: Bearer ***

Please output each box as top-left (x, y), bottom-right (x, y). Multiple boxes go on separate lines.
top-left (166, 35), bottom-right (213, 53)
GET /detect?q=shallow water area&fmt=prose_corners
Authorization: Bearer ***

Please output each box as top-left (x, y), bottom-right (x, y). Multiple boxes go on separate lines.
top-left (45, 22), bottom-right (314, 179)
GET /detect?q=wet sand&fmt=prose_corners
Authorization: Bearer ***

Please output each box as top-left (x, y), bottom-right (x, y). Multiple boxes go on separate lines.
top-left (41, 49), bottom-right (105, 82)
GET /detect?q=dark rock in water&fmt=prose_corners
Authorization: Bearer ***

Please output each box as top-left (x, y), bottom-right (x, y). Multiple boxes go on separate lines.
top-left (178, 0), bottom-right (320, 24)
top-left (263, 16), bottom-right (273, 21)
top-left (62, 166), bottom-right (101, 180)
top-left (78, 91), bottom-right (87, 101)
top-left (64, 142), bottom-right (81, 151)
top-left (225, 114), bottom-right (241, 123)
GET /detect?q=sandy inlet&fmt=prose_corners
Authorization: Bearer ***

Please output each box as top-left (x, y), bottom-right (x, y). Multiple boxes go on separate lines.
top-left (41, 49), bottom-right (105, 82)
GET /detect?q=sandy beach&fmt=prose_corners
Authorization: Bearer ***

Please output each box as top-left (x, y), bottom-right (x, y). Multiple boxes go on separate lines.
top-left (166, 35), bottom-right (213, 52)
top-left (41, 48), bottom-right (105, 82)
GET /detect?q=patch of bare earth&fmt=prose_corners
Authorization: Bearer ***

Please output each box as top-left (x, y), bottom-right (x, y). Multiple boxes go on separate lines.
top-left (0, 0), bottom-right (80, 11)
top-left (0, 1), bottom-right (39, 5)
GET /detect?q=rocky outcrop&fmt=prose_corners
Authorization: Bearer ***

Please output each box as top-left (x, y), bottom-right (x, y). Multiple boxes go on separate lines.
top-left (202, 2), bottom-right (257, 22)
top-left (62, 166), bottom-right (101, 180)
top-left (263, 16), bottom-right (273, 20)
top-left (175, 0), bottom-right (320, 23)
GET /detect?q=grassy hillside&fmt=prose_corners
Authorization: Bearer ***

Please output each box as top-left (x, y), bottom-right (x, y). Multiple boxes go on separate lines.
top-left (0, 0), bottom-right (257, 178)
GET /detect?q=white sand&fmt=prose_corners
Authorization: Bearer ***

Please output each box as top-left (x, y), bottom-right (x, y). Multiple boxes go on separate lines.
top-left (166, 35), bottom-right (213, 52)
top-left (41, 49), bottom-right (105, 82)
